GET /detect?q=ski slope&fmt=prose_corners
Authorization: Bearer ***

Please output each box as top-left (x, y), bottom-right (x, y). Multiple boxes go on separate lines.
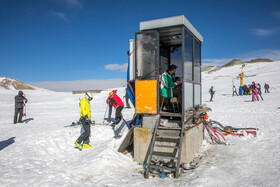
top-left (0, 61), bottom-right (280, 186)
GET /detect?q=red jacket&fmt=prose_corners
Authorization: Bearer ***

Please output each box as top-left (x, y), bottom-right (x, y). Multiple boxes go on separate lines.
top-left (106, 94), bottom-right (124, 108)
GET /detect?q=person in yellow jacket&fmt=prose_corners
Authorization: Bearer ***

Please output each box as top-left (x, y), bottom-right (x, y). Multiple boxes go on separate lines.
top-left (74, 92), bottom-right (93, 150)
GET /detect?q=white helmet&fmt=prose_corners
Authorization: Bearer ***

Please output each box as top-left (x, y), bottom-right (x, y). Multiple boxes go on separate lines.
top-left (85, 92), bottom-right (93, 101)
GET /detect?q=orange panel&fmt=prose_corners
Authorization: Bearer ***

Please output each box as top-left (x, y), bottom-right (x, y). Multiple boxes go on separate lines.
top-left (135, 80), bottom-right (158, 114)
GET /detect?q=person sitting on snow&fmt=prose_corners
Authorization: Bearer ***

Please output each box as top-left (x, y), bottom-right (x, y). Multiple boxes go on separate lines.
top-left (74, 92), bottom-right (93, 150)
top-left (107, 90), bottom-right (124, 126)
top-left (14, 91), bottom-right (28, 124)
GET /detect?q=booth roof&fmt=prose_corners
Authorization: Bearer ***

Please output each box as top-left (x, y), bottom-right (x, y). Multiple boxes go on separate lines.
top-left (139, 15), bottom-right (203, 43)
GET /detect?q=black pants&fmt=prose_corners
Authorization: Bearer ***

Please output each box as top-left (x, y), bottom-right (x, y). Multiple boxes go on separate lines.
top-left (14, 108), bottom-right (23, 124)
top-left (77, 118), bottom-right (91, 144)
top-left (233, 91), bottom-right (238, 96)
top-left (114, 106), bottom-right (124, 125)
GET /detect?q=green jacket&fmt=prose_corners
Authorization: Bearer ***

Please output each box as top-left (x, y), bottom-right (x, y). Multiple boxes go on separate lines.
top-left (161, 71), bottom-right (177, 98)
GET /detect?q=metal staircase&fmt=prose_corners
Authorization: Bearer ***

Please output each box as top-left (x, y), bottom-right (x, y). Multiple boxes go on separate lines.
top-left (144, 113), bottom-right (184, 178)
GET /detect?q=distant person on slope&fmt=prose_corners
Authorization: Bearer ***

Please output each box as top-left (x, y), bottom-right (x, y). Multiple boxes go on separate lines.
top-left (14, 91), bottom-right (28, 124)
top-left (232, 85), bottom-right (238, 96)
top-left (107, 90), bottom-right (124, 126)
top-left (257, 83), bottom-right (263, 100)
top-left (264, 83), bottom-right (270, 93)
top-left (251, 82), bottom-right (259, 101)
top-left (209, 86), bottom-right (215, 101)
top-left (74, 92), bottom-right (93, 150)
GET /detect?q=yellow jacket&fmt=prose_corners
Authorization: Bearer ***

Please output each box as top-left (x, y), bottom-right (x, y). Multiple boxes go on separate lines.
top-left (80, 97), bottom-right (91, 119)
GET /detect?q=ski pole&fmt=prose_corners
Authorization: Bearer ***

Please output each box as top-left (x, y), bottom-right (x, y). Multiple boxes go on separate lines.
top-left (23, 103), bottom-right (27, 121)
top-left (103, 104), bottom-right (109, 124)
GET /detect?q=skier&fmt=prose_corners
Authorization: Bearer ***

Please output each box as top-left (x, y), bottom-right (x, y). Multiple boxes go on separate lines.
top-left (107, 90), bottom-right (124, 126)
top-left (106, 91), bottom-right (114, 122)
top-left (243, 84), bottom-right (248, 95)
top-left (74, 92), bottom-right (93, 150)
top-left (257, 83), bottom-right (263, 100)
top-left (14, 91), bottom-right (28, 124)
top-left (242, 85), bottom-right (246, 95)
top-left (209, 86), bottom-right (215, 101)
top-left (232, 85), bottom-right (238, 96)
top-left (160, 64), bottom-right (181, 111)
top-left (251, 82), bottom-right (259, 101)
top-left (264, 83), bottom-right (270, 93)
top-left (249, 84), bottom-right (252, 95)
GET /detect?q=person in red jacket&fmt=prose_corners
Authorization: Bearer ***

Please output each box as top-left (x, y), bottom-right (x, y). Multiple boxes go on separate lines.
top-left (106, 90), bottom-right (124, 125)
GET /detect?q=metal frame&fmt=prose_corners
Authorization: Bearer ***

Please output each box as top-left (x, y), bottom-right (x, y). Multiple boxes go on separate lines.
top-left (135, 30), bottom-right (160, 114)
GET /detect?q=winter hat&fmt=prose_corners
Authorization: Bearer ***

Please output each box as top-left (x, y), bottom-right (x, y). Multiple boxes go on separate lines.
top-left (252, 81), bottom-right (255, 84)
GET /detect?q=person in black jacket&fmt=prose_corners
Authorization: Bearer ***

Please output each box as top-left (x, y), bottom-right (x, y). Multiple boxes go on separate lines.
top-left (14, 91), bottom-right (28, 124)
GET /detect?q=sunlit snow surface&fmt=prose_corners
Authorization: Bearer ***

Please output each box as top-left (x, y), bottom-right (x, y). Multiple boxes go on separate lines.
top-left (0, 61), bottom-right (280, 186)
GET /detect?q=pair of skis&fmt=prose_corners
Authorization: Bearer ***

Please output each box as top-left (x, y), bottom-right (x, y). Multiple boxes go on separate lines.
top-left (208, 120), bottom-right (258, 137)
top-left (199, 114), bottom-right (258, 145)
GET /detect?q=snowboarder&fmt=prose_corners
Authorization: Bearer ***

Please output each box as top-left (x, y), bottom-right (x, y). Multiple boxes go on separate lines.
top-left (14, 91), bottom-right (28, 124)
top-left (107, 90), bottom-right (124, 126)
top-left (160, 64), bottom-right (181, 111)
top-left (74, 92), bottom-right (93, 150)
top-left (232, 85), bottom-right (238, 96)
top-left (209, 86), bottom-right (215, 101)
top-left (264, 83), bottom-right (270, 93)
top-left (251, 82), bottom-right (259, 101)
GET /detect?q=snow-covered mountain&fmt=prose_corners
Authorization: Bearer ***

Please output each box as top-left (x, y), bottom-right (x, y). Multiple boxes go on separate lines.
top-left (202, 58), bottom-right (274, 74)
top-left (0, 61), bottom-right (279, 186)
top-left (0, 77), bottom-right (34, 90)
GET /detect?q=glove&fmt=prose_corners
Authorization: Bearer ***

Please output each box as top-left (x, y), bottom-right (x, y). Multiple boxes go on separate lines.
top-left (84, 115), bottom-right (91, 123)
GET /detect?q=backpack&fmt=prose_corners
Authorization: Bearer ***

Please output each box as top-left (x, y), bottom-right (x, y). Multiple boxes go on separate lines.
top-left (265, 84), bottom-right (269, 89)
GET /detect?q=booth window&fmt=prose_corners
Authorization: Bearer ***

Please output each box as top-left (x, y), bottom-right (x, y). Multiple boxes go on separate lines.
top-left (183, 30), bottom-right (193, 82)
top-left (135, 31), bottom-right (159, 80)
top-left (194, 39), bottom-right (201, 84)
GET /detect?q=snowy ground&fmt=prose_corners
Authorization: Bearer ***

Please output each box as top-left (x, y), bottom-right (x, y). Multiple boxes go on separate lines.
top-left (0, 61), bottom-right (280, 186)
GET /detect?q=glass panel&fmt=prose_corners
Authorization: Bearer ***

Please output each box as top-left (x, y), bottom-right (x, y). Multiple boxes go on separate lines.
top-left (194, 39), bottom-right (201, 84)
top-left (170, 46), bottom-right (182, 76)
top-left (184, 82), bottom-right (193, 111)
top-left (194, 84), bottom-right (201, 106)
top-left (136, 31), bottom-right (159, 80)
top-left (183, 30), bottom-right (193, 82)
top-left (159, 46), bottom-right (169, 76)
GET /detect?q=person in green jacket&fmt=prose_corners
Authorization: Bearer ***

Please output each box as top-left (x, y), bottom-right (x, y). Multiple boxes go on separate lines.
top-left (160, 64), bottom-right (181, 111)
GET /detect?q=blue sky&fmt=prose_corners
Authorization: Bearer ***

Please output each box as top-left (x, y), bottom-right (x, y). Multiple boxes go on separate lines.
top-left (0, 0), bottom-right (280, 84)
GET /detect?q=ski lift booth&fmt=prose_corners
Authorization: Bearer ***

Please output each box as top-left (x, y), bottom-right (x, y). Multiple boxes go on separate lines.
top-left (123, 15), bottom-right (207, 167)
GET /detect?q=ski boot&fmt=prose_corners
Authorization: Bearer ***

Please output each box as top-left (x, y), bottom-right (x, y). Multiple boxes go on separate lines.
top-left (83, 144), bottom-right (92, 149)
top-left (74, 140), bottom-right (82, 150)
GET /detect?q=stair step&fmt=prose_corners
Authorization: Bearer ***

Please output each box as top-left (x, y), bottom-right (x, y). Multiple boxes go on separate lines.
top-left (160, 112), bottom-right (182, 117)
top-left (156, 134), bottom-right (181, 139)
top-left (149, 165), bottom-right (176, 171)
top-left (158, 126), bottom-right (182, 130)
top-left (152, 155), bottom-right (178, 160)
top-left (154, 145), bottom-right (179, 149)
